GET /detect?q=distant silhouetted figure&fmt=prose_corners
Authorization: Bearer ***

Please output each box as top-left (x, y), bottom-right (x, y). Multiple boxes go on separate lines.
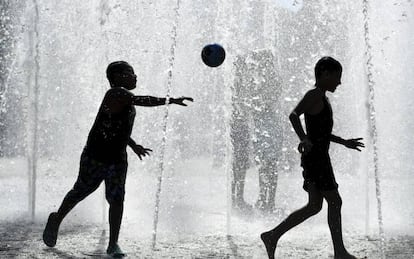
top-left (42, 61), bottom-right (193, 257)
top-left (261, 57), bottom-right (364, 259)
top-left (231, 50), bottom-right (283, 214)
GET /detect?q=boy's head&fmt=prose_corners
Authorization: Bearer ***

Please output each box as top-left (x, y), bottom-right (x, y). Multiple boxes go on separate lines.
top-left (106, 61), bottom-right (137, 90)
top-left (314, 56), bottom-right (342, 92)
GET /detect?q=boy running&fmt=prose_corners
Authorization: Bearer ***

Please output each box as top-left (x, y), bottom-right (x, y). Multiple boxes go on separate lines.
top-left (261, 57), bottom-right (364, 259)
top-left (42, 61), bottom-right (193, 257)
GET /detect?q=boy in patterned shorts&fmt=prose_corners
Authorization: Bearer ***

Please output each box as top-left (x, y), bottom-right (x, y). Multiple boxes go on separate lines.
top-left (43, 61), bottom-right (193, 257)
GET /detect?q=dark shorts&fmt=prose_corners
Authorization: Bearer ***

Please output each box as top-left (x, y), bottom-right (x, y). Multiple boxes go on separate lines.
top-left (69, 151), bottom-right (128, 203)
top-left (301, 151), bottom-right (338, 192)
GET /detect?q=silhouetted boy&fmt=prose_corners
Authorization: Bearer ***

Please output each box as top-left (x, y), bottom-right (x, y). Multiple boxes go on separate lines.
top-left (42, 61), bottom-right (193, 257)
top-left (261, 57), bottom-right (364, 259)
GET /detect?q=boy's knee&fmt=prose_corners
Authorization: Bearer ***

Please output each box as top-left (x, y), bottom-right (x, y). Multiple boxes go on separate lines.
top-left (307, 202), bottom-right (323, 215)
top-left (106, 196), bottom-right (124, 206)
top-left (65, 185), bottom-right (94, 204)
top-left (108, 199), bottom-right (124, 208)
top-left (327, 197), bottom-right (342, 209)
top-left (337, 197), bottom-right (342, 207)
top-left (105, 190), bottom-right (125, 205)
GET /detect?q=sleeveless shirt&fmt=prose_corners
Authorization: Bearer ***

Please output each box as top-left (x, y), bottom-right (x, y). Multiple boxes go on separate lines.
top-left (304, 96), bottom-right (333, 153)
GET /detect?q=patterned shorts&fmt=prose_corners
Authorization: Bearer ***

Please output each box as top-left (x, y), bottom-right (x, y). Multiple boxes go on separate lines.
top-left (68, 151), bottom-right (128, 203)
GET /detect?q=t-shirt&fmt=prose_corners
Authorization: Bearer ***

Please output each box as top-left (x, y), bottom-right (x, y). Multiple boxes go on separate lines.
top-left (84, 97), bottom-right (136, 164)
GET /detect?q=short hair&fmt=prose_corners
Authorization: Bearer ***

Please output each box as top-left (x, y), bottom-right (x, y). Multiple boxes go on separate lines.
top-left (106, 61), bottom-right (131, 83)
top-left (314, 56), bottom-right (342, 80)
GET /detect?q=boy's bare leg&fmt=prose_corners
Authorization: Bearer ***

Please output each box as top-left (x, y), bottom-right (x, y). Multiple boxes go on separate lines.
top-left (322, 190), bottom-right (357, 259)
top-left (55, 182), bottom-right (100, 222)
top-left (261, 185), bottom-right (323, 259)
top-left (56, 193), bottom-right (124, 247)
top-left (108, 201), bottom-right (123, 247)
top-left (43, 188), bottom-right (95, 247)
top-left (55, 194), bottom-right (85, 224)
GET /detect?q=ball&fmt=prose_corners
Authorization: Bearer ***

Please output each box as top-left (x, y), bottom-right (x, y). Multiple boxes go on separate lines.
top-left (201, 43), bottom-right (226, 67)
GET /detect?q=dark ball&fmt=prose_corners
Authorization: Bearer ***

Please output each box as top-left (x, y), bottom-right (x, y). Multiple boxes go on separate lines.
top-left (201, 44), bottom-right (226, 67)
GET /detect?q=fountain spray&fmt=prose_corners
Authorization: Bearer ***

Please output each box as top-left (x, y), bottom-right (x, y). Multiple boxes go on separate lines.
top-left (151, 0), bottom-right (182, 250)
top-left (362, 0), bottom-right (385, 257)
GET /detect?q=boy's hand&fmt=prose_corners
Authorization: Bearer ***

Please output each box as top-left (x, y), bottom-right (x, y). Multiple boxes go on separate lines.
top-left (344, 138), bottom-right (365, 151)
top-left (298, 137), bottom-right (313, 154)
top-left (170, 97), bottom-right (194, 106)
top-left (131, 144), bottom-right (153, 160)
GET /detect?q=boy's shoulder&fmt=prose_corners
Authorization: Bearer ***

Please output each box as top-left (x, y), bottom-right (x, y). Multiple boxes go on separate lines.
top-left (105, 87), bottom-right (133, 98)
top-left (101, 87), bottom-right (134, 113)
top-left (303, 88), bottom-right (324, 100)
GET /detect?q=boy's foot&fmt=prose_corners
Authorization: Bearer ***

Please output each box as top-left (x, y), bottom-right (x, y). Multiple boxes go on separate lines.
top-left (107, 243), bottom-right (126, 258)
top-left (43, 212), bottom-right (60, 247)
top-left (260, 231), bottom-right (279, 259)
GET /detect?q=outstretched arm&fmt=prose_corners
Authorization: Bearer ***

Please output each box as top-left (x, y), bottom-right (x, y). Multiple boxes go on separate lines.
top-left (133, 96), bottom-right (193, 107)
top-left (128, 137), bottom-right (153, 160)
top-left (102, 88), bottom-right (194, 113)
top-left (330, 134), bottom-right (346, 145)
top-left (330, 134), bottom-right (365, 151)
top-left (133, 96), bottom-right (167, 106)
top-left (127, 137), bottom-right (137, 147)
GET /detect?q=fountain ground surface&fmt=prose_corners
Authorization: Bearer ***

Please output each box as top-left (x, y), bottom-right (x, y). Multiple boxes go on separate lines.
top-left (1, 157), bottom-right (413, 258)
top-left (1, 1), bottom-right (413, 258)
